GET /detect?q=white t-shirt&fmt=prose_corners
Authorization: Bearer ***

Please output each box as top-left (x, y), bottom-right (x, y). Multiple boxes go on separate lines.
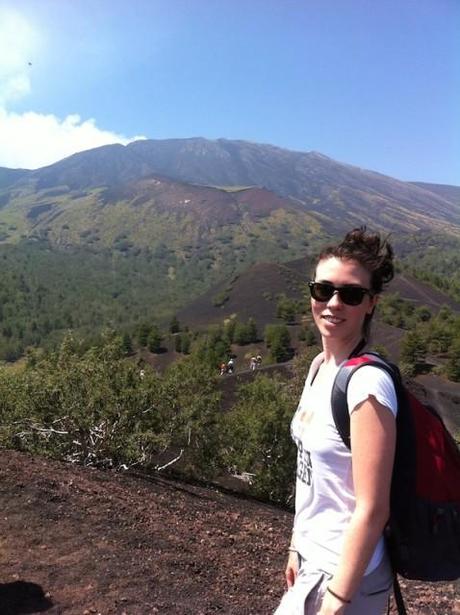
top-left (291, 353), bottom-right (397, 575)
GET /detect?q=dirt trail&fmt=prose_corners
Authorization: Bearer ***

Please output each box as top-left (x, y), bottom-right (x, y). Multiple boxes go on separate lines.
top-left (1, 450), bottom-right (459, 614)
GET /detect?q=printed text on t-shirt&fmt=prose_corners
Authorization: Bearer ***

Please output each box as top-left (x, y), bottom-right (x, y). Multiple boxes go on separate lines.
top-left (293, 436), bottom-right (312, 485)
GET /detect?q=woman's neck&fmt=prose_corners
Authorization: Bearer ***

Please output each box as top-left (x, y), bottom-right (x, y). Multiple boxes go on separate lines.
top-left (322, 335), bottom-right (365, 366)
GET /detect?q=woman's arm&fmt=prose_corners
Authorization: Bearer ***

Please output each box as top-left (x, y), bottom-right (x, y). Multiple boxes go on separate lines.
top-left (319, 394), bottom-right (396, 615)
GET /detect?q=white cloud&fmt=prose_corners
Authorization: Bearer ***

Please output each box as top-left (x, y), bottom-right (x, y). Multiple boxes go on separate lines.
top-left (0, 8), bottom-right (145, 169)
top-left (0, 108), bottom-right (146, 169)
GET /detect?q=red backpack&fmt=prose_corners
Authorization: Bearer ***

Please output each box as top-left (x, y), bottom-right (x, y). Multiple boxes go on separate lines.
top-left (332, 354), bottom-right (460, 611)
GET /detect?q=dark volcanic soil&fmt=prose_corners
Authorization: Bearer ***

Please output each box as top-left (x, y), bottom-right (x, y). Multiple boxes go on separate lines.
top-left (0, 450), bottom-right (458, 615)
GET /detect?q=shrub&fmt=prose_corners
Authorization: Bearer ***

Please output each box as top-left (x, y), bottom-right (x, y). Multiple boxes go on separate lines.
top-left (0, 333), bottom-right (221, 479)
top-left (265, 324), bottom-right (291, 362)
top-left (222, 375), bottom-right (296, 503)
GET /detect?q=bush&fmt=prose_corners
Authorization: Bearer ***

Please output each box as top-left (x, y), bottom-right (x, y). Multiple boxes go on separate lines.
top-left (233, 322), bottom-right (251, 345)
top-left (0, 332), bottom-right (222, 479)
top-left (445, 339), bottom-right (460, 382)
top-left (212, 291), bottom-right (229, 307)
top-left (233, 318), bottom-right (258, 346)
top-left (276, 296), bottom-right (297, 324)
top-left (175, 333), bottom-right (191, 354)
top-left (371, 344), bottom-right (389, 359)
top-left (400, 330), bottom-right (427, 374)
top-left (298, 326), bottom-right (316, 346)
top-left (222, 375), bottom-right (296, 503)
top-left (265, 324), bottom-right (292, 362)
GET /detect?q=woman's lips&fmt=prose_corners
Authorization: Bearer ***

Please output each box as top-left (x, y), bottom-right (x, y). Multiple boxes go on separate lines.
top-left (321, 315), bottom-right (344, 324)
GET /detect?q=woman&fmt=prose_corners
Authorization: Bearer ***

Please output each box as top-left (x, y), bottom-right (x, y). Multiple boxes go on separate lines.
top-left (275, 228), bottom-right (396, 615)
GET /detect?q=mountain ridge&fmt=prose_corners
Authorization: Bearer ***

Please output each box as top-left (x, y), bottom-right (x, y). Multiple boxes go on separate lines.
top-left (1, 138), bottom-right (459, 236)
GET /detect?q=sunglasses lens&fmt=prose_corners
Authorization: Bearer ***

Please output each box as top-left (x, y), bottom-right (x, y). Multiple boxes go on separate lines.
top-left (338, 287), bottom-right (365, 305)
top-left (309, 282), bottom-right (368, 305)
top-left (309, 283), bottom-right (334, 302)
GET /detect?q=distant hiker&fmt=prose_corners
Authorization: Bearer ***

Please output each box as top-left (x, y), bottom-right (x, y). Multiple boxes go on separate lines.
top-left (275, 228), bottom-right (396, 614)
top-left (250, 356), bottom-right (257, 371)
top-left (139, 369), bottom-right (145, 379)
top-left (256, 354), bottom-right (262, 366)
top-left (227, 358), bottom-right (235, 374)
top-left (220, 362), bottom-right (227, 376)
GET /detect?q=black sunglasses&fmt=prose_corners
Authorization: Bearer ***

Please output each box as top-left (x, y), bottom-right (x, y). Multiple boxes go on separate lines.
top-left (308, 281), bottom-right (373, 306)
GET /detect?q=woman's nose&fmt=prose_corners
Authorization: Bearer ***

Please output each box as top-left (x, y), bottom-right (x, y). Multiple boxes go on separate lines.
top-left (327, 290), bottom-right (343, 307)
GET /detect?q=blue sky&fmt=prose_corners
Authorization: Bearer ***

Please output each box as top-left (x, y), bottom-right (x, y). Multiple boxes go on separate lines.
top-left (0, 0), bottom-right (459, 184)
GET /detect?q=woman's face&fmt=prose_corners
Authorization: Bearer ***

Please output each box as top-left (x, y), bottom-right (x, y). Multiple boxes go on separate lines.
top-left (311, 256), bottom-right (378, 345)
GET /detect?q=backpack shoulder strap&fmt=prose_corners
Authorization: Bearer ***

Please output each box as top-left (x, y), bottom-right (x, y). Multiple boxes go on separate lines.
top-left (331, 353), bottom-right (400, 449)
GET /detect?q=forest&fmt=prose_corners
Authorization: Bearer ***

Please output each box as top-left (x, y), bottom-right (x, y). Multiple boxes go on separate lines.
top-left (0, 224), bottom-right (459, 507)
top-left (1, 290), bottom-right (459, 508)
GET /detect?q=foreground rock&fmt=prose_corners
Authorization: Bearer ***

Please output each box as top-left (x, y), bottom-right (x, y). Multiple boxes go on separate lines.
top-left (0, 451), bottom-right (458, 614)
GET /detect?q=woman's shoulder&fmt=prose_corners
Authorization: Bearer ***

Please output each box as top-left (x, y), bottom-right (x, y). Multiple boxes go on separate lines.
top-left (347, 362), bottom-right (398, 416)
top-left (310, 351), bottom-right (325, 370)
top-left (307, 351), bottom-right (325, 380)
top-left (348, 360), bottom-right (395, 386)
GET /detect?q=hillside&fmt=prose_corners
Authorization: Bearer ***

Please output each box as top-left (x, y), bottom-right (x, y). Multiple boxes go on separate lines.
top-left (1, 138), bottom-right (460, 241)
top-left (0, 137), bottom-right (459, 360)
top-left (1, 450), bottom-right (458, 614)
top-left (410, 182), bottom-right (460, 208)
top-left (177, 256), bottom-right (460, 331)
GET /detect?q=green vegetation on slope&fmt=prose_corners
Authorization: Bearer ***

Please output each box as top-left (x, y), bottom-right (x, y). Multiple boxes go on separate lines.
top-left (397, 233), bottom-right (460, 302)
top-left (0, 198), bottom-right (323, 361)
top-left (0, 331), bottom-right (320, 504)
top-left (0, 241), bottom-right (200, 361)
top-left (1, 317), bottom-right (458, 510)
top-left (0, 331), bottom-right (222, 479)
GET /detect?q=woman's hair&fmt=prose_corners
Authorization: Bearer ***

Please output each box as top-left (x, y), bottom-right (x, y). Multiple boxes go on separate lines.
top-left (317, 227), bottom-right (394, 293)
top-left (315, 227), bottom-right (395, 340)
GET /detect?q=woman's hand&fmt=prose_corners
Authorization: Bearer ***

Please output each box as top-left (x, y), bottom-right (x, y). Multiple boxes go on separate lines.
top-left (285, 550), bottom-right (300, 588)
top-left (318, 590), bottom-right (348, 615)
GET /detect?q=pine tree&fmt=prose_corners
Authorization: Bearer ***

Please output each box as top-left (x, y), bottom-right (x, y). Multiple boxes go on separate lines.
top-left (169, 315), bottom-right (180, 334)
top-left (137, 323), bottom-right (150, 347)
top-left (400, 330), bottom-right (427, 373)
top-left (121, 333), bottom-right (133, 355)
top-left (148, 327), bottom-right (162, 353)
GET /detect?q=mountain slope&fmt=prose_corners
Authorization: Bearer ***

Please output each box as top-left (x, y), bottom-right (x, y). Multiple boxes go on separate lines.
top-left (0, 137), bottom-right (459, 356)
top-left (3, 449), bottom-right (457, 614)
top-left (0, 174), bottom-right (323, 267)
top-left (410, 182), bottom-right (460, 208)
top-left (178, 255), bottom-right (460, 331)
top-left (0, 178), bottom-right (326, 360)
top-left (2, 138), bottom-right (459, 236)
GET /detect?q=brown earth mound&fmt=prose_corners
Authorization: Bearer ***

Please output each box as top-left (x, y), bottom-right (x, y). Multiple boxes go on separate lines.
top-left (177, 255), bottom-right (460, 334)
top-left (177, 261), bottom-right (308, 331)
top-left (1, 450), bottom-right (458, 614)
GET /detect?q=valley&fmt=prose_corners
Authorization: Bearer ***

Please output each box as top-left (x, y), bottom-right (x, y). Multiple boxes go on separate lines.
top-left (0, 138), bottom-right (459, 613)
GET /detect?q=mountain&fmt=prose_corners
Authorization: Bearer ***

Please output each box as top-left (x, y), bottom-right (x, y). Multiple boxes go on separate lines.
top-left (0, 173), bottom-right (324, 280)
top-left (410, 181), bottom-right (460, 208)
top-left (2, 138), bottom-right (460, 238)
top-left (0, 167), bottom-right (29, 190)
top-left (0, 137), bottom-right (459, 358)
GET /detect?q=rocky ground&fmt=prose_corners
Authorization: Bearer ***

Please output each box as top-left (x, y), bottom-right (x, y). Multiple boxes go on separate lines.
top-left (0, 450), bottom-right (458, 614)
